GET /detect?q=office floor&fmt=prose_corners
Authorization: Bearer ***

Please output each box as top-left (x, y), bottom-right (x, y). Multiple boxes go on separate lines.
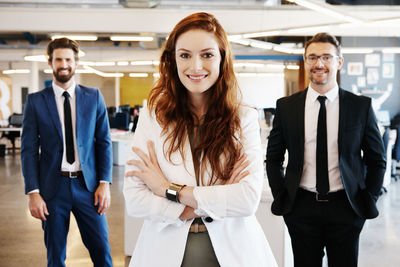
top-left (0, 151), bottom-right (400, 267)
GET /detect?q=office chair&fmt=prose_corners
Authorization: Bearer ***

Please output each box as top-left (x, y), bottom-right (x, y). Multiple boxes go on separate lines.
top-left (107, 106), bottom-right (116, 117)
top-left (380, 127), bottom-right (391, 194)
top-left (392, 126), bottom-right (400, 182)
top-left (114, 112), bottom-right (129, 130)
top-left (1, 113), bottom-right (23, 150)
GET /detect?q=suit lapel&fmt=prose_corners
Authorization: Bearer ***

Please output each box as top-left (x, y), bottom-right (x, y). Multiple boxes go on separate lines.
top-left (296, 89), bottom-right (307, 156)
top-left (338, 88), bottom-right (347, 156)
top-left (43, 87), bottom-right (63, 141)
top-left (75, 85), bottom-right (87, 144)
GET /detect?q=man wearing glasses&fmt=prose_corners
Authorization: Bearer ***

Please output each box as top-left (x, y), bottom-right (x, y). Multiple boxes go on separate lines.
top-left (266, 32), bottom-right (385, 267)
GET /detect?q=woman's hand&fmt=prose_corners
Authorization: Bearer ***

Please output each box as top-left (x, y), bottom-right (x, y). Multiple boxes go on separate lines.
top-left (125, 141), bottom-right (169, 197)
top-left (226, 154), bottom-right (250, 185)
top-left (179, 206), bottom-right (200, 221)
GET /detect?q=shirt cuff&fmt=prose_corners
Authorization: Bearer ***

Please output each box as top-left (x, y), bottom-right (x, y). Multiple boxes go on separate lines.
top-left (99, 180), bottom-right (109, 184)
top-left (28, 189), bottom-right (39, 194)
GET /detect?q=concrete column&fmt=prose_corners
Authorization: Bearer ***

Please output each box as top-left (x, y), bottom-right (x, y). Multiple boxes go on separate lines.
top-left (115, 76), bottom-right (120, 107)
top-left (29, 61), bottom-right (39, 93)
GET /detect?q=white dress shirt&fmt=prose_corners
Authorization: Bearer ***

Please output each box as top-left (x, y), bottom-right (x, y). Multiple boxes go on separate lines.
top-left (300, 84), bottom-right (344, 192)
top-left (52, 81), bottom-right (82, 172)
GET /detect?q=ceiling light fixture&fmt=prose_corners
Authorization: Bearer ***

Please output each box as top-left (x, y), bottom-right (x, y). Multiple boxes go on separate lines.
top-left (287, 25), bottom-right (330, 34)
top-left (117, 61), bottom-right (130, 66)
top-left (51, 35), bottom-right (98, 41)
top-left (3, 69), bottom-right (30, 74)
top-left (286, 0), bottom-right (364, 24)
top-left (24, 50), bottom-right (85, 63)
top-left (382, 47), bottom-right (400, 54)
top-left (341, 48), bottom-right (374, 54)
top-left (83, 66), bottom-right (123, 78)
top-left (110, 36), bottom-right (154, 42)
top-left (130, 60), bottom-right (157, 66)
top-left (249, 40), bottom-right (274, 50)
top-left (286, 65), bottom-right (300, 70)
top-left (24, 55), bottom-right (47, 62)
top-left (230, 38), bottom-right (251, 46)
top-left (43, 69), bottom-right (93, 74)
top-left (242, 31), bottom-right (282, 39)
top-left (129, 73), bottom-right (149, 78)
top-left (94, 62), bottom-right (116, 66)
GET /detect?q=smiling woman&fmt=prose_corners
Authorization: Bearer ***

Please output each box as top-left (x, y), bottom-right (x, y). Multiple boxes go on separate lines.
top-left (123, 12), bottom-right (278, 267)
top-left (175, 30), bottom-right (221, 100)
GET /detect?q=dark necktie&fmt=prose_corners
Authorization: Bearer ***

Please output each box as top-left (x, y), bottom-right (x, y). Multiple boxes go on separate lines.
top-left (316, 95), bottom-right (329, 195)
top-left (63, 91), bottom-right (75, 164)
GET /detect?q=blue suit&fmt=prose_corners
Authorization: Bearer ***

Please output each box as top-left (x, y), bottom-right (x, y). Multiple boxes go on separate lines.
top-left (21, 85), bottom-right (113, 267)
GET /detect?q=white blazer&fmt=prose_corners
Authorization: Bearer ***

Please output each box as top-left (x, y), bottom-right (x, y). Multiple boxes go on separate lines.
top-left (123, 105), bottom-right (277, 267)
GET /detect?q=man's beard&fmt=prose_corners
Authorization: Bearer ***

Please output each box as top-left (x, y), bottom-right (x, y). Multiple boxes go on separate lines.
top-left (309, 68), bottom-right (328, 85)
top-left (53, 68), bottom-right (75, 83)
top-left (310, 76), bottom-right (327, 85)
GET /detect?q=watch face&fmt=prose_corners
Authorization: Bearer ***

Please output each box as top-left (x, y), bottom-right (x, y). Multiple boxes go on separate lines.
top-left (166, 188), bottom-right (179, 202)
top-left (167, 189), bottom-right (178, 196)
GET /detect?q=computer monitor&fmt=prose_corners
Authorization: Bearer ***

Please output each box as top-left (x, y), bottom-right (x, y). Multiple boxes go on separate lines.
top-left (118, 105), bottom-right (131, 114)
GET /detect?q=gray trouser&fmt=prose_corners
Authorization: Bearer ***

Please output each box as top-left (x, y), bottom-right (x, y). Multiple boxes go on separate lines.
top-left (181, 231), bottom-right (220, 267)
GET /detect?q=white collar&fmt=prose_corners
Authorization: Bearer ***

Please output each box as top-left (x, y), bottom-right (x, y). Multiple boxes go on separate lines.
top-left (308, 84), bottom-right (339, 103)
top-left (52, 81), bottom-right (76, 99)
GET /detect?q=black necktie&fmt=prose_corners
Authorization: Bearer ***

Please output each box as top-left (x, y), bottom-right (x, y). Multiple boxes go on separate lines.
top-left (63, 91), bottom-right (75, 164)
top-left (316, 96), bottom-right (329, 195)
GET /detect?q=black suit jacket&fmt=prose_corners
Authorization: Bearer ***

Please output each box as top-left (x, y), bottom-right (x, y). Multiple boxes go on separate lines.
top-left (266, 88), bottom-right (386, 219)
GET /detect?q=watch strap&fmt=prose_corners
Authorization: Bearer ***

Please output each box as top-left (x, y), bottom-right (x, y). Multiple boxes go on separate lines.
top-left (165, 183), bottom-right (186, 203)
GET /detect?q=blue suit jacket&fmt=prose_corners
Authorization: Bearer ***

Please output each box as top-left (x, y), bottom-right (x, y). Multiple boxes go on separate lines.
top-left (21, 85), bottom-right (113, 200)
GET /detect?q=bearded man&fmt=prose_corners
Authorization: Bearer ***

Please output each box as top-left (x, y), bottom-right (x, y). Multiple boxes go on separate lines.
top-left (21, 38), bottom-right (113, 267)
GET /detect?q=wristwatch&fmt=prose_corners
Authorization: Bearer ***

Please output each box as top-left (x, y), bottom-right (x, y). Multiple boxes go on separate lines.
top-left (165, 183), bottom-right (186, 203)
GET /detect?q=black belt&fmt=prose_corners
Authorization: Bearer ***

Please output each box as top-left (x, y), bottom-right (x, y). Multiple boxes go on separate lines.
top-left (190, 218), bottom-right (207, 233)
top-left (60, 171), bottom-right (83, 178)
top-left (297, 188), bottom-right (346, 202)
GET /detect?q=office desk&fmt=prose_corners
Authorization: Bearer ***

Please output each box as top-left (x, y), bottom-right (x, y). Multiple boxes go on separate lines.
top-left (110, 130), bottom-right (134, 166)
top-left (0, 127), bottom-right (22, 132)
top-left (0, 127), bottom-right (22, 151)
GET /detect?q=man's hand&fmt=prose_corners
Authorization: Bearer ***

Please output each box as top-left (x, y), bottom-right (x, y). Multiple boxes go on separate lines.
top-left (94, 183), bottom-right (111, 215)
top-left (28, 193), bottom-right (49, 221)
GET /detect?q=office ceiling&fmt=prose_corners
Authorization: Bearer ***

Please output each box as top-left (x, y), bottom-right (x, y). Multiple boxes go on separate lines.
top-left (0, 0), bottom-right (400, 73)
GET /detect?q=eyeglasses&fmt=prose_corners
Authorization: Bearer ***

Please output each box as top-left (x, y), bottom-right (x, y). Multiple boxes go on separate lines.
top-left (304, 55), bottom-right (339, 64)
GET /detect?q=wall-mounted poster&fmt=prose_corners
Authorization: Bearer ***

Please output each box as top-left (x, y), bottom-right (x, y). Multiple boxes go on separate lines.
top-left (365, 54), bottom-right (381, 67)
top-left (382, 63), bottom-right (395, 78)
top-left (347, 62), bottom-right (363, 75)
top-left (357, 76), bottom-right (366, 87)
top-left (366, 68), bottom-right (379, 85)
top-left (383, 53), bottom-right (394, 62)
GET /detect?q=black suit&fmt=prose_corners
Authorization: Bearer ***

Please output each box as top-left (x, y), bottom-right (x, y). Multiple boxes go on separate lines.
top-left (266, 88), bottom-right (386, 266)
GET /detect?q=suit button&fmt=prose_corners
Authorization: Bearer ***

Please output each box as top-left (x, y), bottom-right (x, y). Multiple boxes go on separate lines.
top-left (205, 216), bottom-right (213, 223)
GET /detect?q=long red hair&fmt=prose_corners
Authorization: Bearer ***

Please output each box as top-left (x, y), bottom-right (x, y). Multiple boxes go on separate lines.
top-left (148, 12), bottom-right (242, 185)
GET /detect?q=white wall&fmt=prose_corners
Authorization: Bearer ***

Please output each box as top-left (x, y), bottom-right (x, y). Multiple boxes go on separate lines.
top-left (238, 73), bottom-right (285, 109)
top-left (78, 75), bottom-right (116, 107)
